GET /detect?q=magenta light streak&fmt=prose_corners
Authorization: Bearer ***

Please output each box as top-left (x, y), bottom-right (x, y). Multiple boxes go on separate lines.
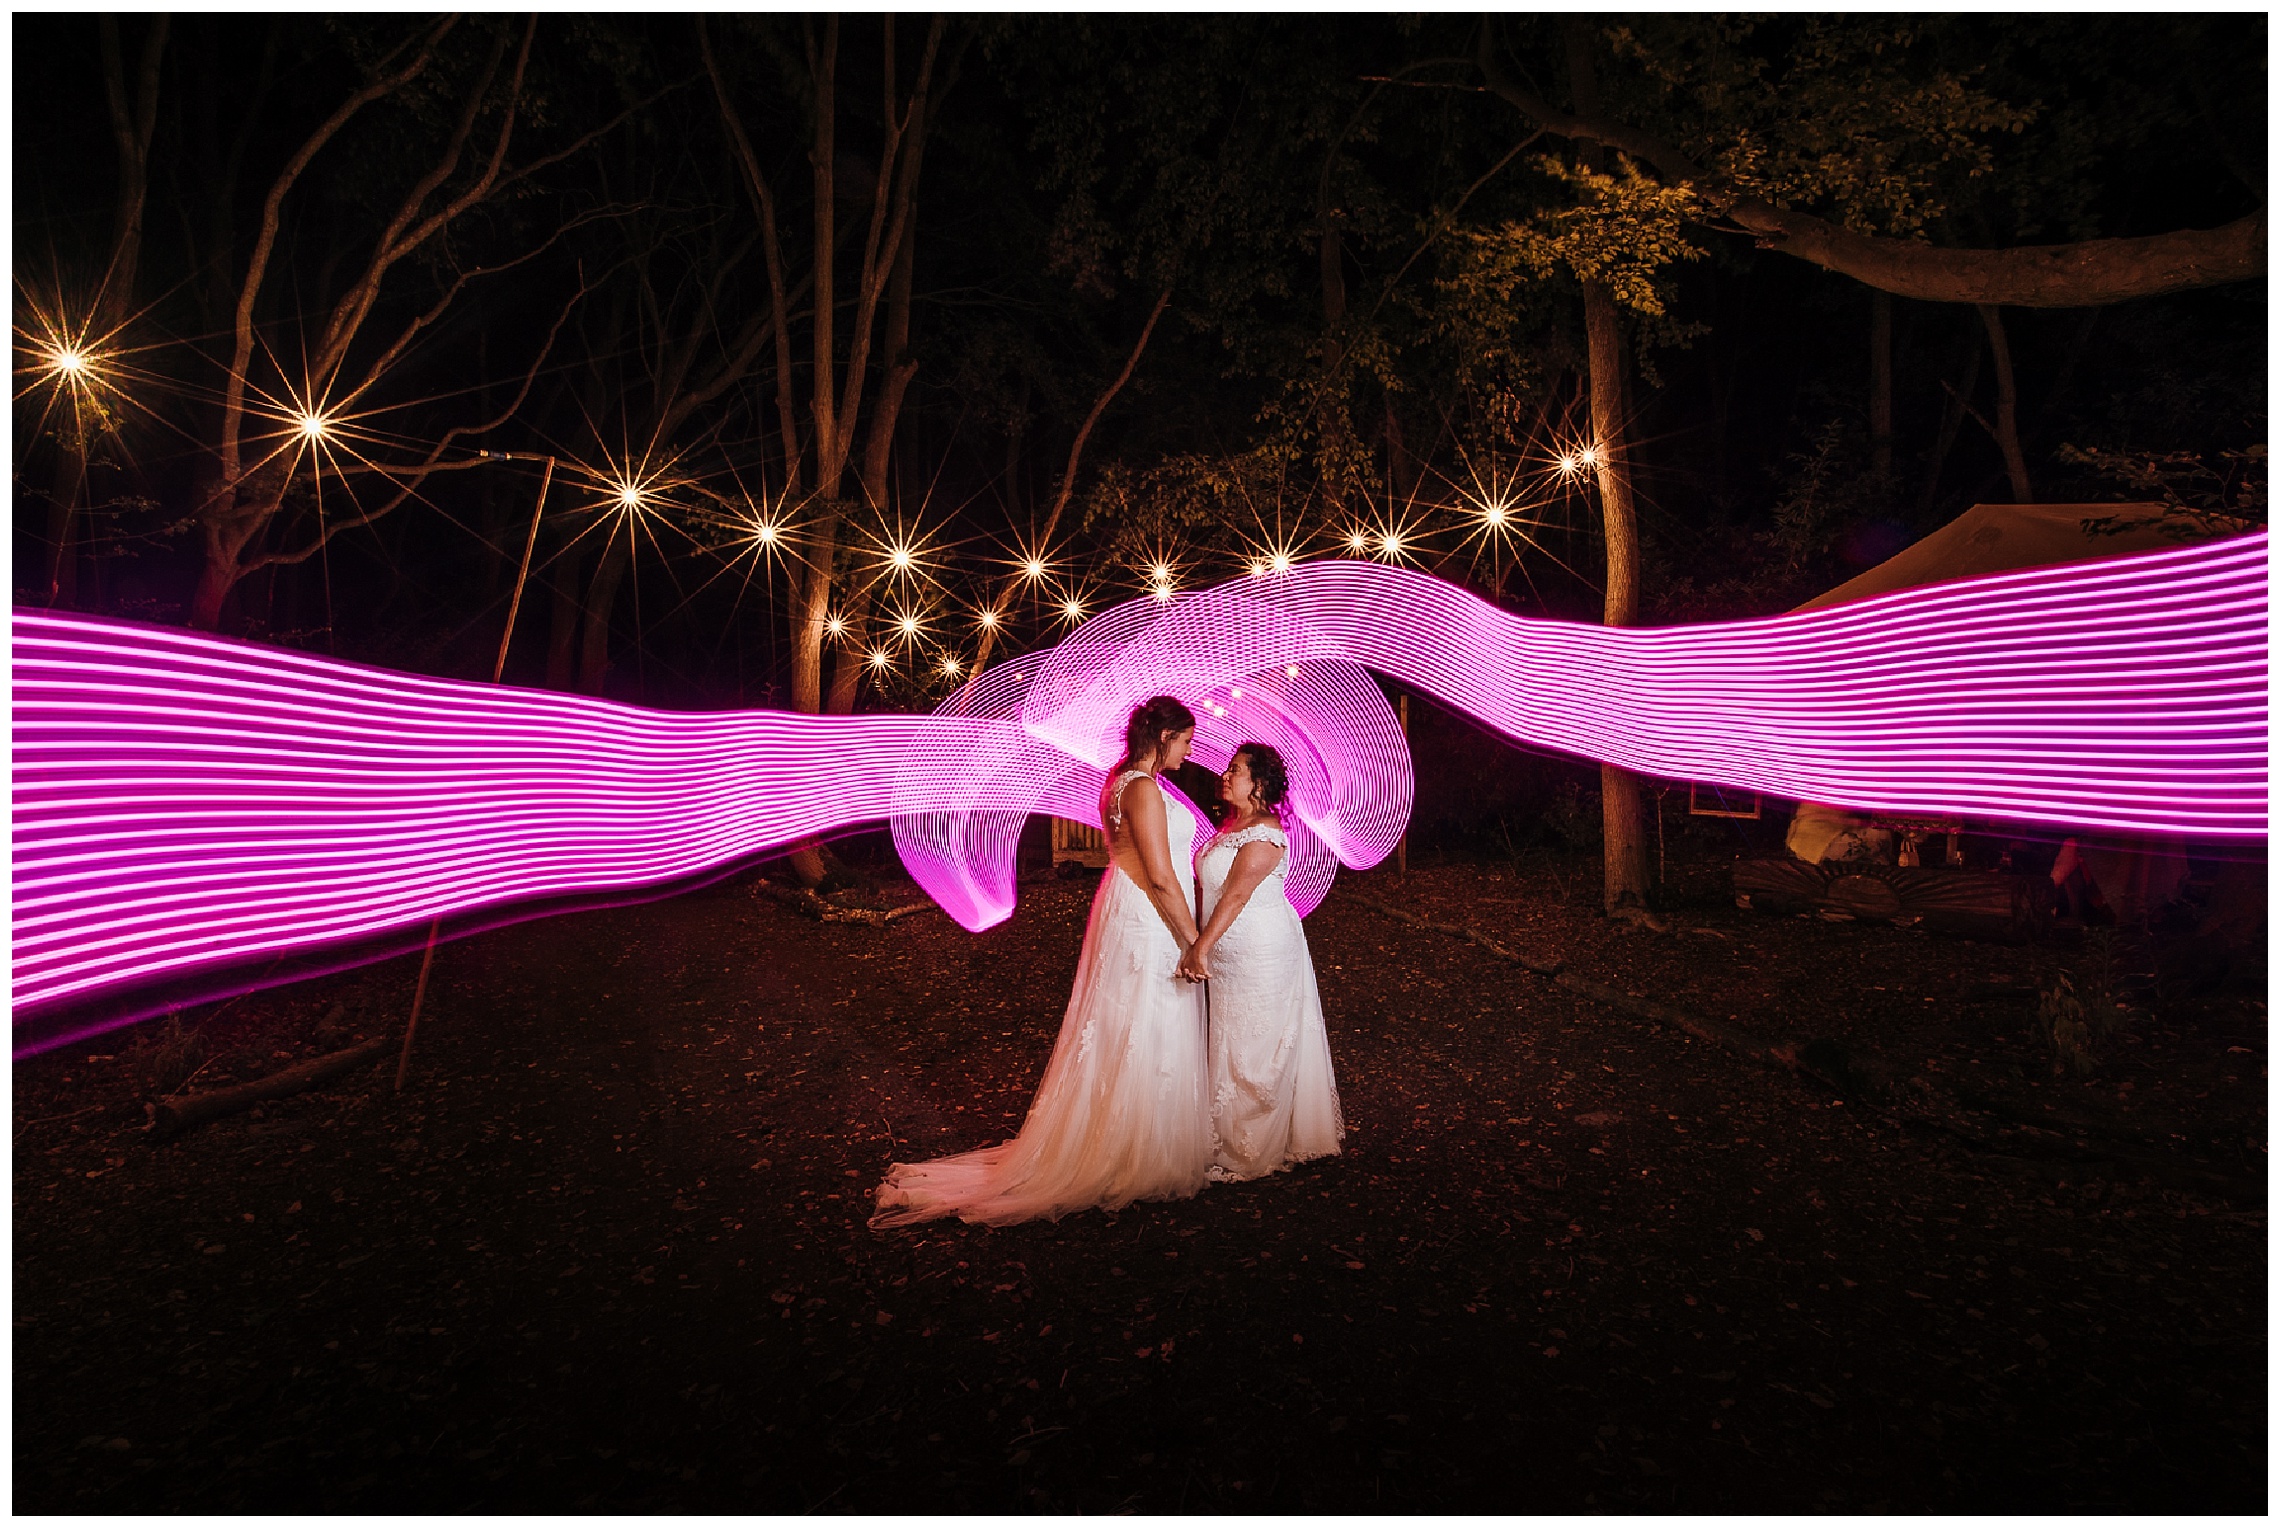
top-left (13, 533), bottom-right (2265, 1039)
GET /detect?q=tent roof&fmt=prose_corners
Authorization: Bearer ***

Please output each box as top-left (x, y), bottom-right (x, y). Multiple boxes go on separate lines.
top-left (1796, 502), bottom-right (2186, 611)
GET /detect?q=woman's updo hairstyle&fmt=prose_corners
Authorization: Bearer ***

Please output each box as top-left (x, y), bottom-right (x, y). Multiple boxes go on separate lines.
top-left (1235, 742), bottom-right (1291, 816)
top-left (1121, 694), bottom-right (1196, 767)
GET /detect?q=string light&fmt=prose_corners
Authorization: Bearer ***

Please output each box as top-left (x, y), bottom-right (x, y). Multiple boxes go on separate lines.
top-left (888, 544), bottom-right (916, 573)
top-left (297, 412), bottom-right (331, 443)
top-left (894, 611), bottom-right (924, 639)
top-left (1021, 557), bottom-right (1048, 582)
top-left (976, 607), bottom-right (1000, 630)
top-left (868, 648), bottom-right (892, 670)
top-left (1347, 529), bottom-right (1370, 553)
top-left (1061, 597), bottom-right (1086, 623)
top-left (48, 345), bottom-right (88, 380)
top-left (824, 615), bottom-right (847, 639)
top-left (10, 536), bottom-right (2263, 1023)
top-left (939, 655), bottom-right (962, 678)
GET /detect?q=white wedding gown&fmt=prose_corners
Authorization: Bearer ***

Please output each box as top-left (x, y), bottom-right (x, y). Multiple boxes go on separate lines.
top-left (1196, 821), bottom-right (1344, 1180)
top-left (870, 769), bottom-right (1213, 1227)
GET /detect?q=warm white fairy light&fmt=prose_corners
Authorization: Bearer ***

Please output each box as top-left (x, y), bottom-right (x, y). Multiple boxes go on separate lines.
top-left (977, 607), bottom-right (999, 630)
top-left (888, 544), bottom-right (915, 572)
top-left (1270, 550), bottom-right (1292, 573)
top-left (1378, 531), bottom-right (1403, 557)
top-left (868, 648), bottom-right (892, 670)
top-left (49, 345), bottom-right (88, 379)
top-left (825, 615), bottom-right (847, 638)
top-left (1285, 664), bottom-right (1300, 677)
top-left (1021, 557), bottom-right (1047, 581)
top-left (939, 655), bottom-right (962, 677)
top-left (751, 519), bottom-right (780, 546)
top-left (1247, 560), bottom-right (1266, 577)
top-left (1061, 597), bottom-right (1085, 622)
top-left (298, 412), bottom-right (331, 443)
top-left (1347, 529), bottom-right (1370, 552)
top-left (895, 612), bottom-right (923, 639)
top-left (614, 480), bottom-right (643, 510)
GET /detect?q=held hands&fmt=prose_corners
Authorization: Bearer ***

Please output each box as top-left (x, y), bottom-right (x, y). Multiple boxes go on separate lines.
top-left (1176, 942), bottom-right (1212, 984)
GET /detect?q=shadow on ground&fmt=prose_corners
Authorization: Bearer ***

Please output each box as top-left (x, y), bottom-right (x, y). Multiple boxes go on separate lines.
top-left (14, 853), bottom-right (2267, 1512)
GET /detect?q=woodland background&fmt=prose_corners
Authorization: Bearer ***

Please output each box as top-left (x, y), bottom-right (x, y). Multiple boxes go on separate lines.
top-left (15, 15), bottom-right (2267, 841)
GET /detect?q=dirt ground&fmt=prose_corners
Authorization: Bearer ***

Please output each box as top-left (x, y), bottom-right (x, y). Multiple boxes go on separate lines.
top-left (13, 843), bottom-right (2267, 1513)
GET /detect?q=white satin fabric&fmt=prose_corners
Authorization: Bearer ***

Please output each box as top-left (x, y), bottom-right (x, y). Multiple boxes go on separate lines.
top-left (1196, 821), bottom-right (1344, 1181)
top-left (871, 771), bottom-right (1212, 1227)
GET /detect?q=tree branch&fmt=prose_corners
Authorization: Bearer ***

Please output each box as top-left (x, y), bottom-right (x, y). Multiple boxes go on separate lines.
top-left (248, 271), bottom-right (591, 572)
top-left (219, 15), bottom-right (455, 486)
top-left (1476, 23), bottom-right (2267, 308)
top-left (702, 15), bottom-right (806, 495)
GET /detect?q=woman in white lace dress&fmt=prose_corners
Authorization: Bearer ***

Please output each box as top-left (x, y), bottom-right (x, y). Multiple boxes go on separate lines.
top-left (871, 697), bottom-right (1214, 1227)
top-left (1179, 743), bottom-right (1344, 1181)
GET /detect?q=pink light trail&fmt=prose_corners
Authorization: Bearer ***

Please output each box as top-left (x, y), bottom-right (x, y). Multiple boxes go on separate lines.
top-left (13, 533), bottom-right (2265, 1044)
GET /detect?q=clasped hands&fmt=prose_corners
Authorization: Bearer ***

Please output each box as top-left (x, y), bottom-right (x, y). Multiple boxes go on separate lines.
top-left (1175, 941), bottom-right (1212, 984)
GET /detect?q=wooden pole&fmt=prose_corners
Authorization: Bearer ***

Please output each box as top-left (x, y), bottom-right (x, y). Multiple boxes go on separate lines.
top-left (398, 454), bottom-right (553, 1092)
top-left (492, 456), bottom-right (554, 683)
top-left (394, 923), bottom-right (439, 1093)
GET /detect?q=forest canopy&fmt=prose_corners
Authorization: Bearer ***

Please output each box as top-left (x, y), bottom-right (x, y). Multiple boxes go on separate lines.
top-left (14, 13), bottom-right (2266, 703)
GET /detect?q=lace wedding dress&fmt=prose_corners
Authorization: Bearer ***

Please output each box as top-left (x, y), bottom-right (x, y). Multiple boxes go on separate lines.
top-left (870, 769), bottom-right (1213, 1227)
top-left (1196, 821), bottom-right (1344, 1181)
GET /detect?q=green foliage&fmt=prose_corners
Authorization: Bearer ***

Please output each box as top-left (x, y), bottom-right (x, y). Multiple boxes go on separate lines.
top-left (1769, 417), bottom-right (1894, 569)
top-left (2058, 442), bottom-right (2268, 534)
top-left (2038, 930), bottom-right (2130, 1077)
top-left (1606, 17), bottom-right (2034, 237)
top-left (1452, 155), bottom-right (1706, 318)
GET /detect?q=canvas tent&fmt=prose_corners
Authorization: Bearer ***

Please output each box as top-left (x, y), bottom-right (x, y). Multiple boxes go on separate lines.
top-left (1793, 500), bottom-right (2199, 611)
top-left (1781, 502), bottom-right (2231, 919)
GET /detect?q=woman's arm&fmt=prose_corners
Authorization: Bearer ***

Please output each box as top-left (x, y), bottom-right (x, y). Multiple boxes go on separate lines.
top-left (1179, 840), bottom-right (1281, 980)
top-left (1122, 779), bottom-right (1202, 951)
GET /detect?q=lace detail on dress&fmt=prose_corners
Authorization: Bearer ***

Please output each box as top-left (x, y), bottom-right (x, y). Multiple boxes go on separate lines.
top-left (1200, 821), bottom-right (1289, 878)
top-left (1104, 768), bottom-right (1156, 832)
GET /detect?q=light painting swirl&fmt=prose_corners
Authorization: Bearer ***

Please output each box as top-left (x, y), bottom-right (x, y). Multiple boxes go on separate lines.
top-left (12, 533), bottom-right (2265, 1048)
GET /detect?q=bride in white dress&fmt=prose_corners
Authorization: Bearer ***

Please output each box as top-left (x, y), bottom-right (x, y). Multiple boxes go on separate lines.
top-left (871, 697), bottom-right (1214, 1227)
top-left (1179, 743), bottom-right (1344, 1180)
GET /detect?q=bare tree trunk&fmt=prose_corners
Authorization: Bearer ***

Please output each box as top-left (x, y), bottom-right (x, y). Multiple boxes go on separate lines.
top-left (828, 216), bottom-right (921, 720)
top-left (48, 15), bottom-right (168, 609)
top-left (545, 537), bottom-right (585, 690)
top-left (825, 577), bottom-right (877, 714)
top-left (1917, 325), bottom-right (1983, 517)
top-left (1869, 289), bottom-right (1894, 481)
top-left (971, 287), bottom-right (1171, 674)
top-left (578, 531), bottom-right (632, 696)
top-left (1977, 304), bottom-right (2033, 503)
top-left (1584, 285), bottom-right (1652, 915)
top-left (1568, 21), bottom-right (1651, 917)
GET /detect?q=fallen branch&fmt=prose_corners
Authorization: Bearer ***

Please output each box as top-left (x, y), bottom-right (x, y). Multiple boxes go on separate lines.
top-left (145, 1035), bottom-right (392, 1140)
top-left (753, 881), bottom-right (938, 926)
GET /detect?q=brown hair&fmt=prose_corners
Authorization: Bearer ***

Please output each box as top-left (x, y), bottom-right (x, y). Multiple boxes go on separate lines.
top-left (1233, 742), bottom-right (1290, 812)
top-left (1120, 694), bottom-right (1196, 768)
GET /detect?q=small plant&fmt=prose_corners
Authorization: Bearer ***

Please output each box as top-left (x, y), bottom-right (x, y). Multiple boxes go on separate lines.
top-left (2038, 930), bottom-right (2130, 1075)
top-left (1545, 779), bottom-right (1602, 853)
top-left (124, 1014), bottom-right (204, 1097)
